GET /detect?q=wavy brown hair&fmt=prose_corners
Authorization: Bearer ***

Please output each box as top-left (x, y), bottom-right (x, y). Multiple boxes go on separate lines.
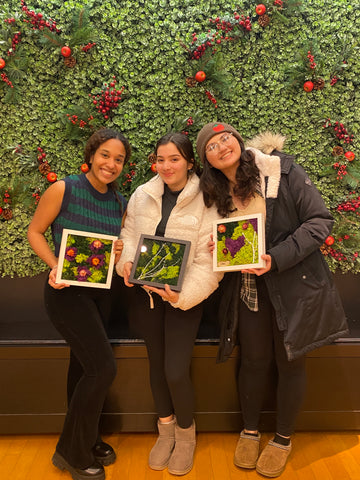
top-left (199, 136), bottom-right (260, 217)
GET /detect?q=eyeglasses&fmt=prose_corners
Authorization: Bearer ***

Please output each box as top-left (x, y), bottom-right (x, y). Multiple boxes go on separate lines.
top-left (205, 132), bottom-right (233, 154)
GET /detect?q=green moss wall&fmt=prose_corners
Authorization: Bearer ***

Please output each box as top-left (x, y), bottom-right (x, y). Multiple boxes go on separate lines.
top-left (0, 0), bottom-right (359, 277)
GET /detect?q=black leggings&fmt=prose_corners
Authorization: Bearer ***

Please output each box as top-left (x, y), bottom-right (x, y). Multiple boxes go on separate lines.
top-left (128, 286), bottom-right (202, 429)
top-left (44, 281), bottom-right (116, 469)
top-left (237, 277), bottom-right (307, 437)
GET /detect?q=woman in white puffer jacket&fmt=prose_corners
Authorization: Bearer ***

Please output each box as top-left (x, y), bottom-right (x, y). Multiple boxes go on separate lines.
top-left (116, 132), bottom-right (222, 476)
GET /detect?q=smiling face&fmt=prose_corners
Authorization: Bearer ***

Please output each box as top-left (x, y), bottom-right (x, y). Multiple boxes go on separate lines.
top-left (156, 142), bottom-right (192, 191)
top-left (205, 132), bottom-right (241, 180)
top-left (86, 138), bottom-right (126, 192)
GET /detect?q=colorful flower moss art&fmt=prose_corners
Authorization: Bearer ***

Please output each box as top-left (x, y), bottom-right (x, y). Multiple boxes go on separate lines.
top-left (213, 214), bottom-right (266, 271)
top-left (56, 229), bottom-right (117, 288)
top-left (129, 234), bottom-right (191, 291)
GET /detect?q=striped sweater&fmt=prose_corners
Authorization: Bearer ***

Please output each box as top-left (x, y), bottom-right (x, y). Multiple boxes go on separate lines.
top-left (51, 174), bottom-right (127, 256)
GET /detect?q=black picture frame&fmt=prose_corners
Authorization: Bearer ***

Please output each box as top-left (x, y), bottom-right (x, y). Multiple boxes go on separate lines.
top-left (129, 234), bottom-right (191, 291)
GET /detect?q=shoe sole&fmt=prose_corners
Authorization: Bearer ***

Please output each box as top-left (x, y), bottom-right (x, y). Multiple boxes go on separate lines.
top-left (149, 462), bottom-right (169, 471)
top-left (256, 465), bottom-right (286, 478)
top-left (168, 463), bottom-right (193, 476)
top-left (95, 451), bottom-right (116, 466)
top-left (52, 451), bottom-right (105, 480)
top-left (234, 459), bottom-right (257, 469)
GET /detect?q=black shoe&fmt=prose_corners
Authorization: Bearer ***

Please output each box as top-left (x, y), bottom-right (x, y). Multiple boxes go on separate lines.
top-left (93, 442), bottom-right (116, 466)
top-left (52, 451), bottom-right (105, 480)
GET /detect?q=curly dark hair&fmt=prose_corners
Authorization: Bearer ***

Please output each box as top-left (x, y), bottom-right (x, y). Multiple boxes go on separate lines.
top-left (199, 139), bottom-right (260, 217)
top-left (153, 132), bottom-right (201, 175)
top-left (84, 128), bottom-right (131, 206)
top-left (84, 127), bottom-right (131, 167)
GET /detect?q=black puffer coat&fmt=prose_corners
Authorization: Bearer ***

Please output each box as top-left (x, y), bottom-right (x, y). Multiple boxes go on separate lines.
top-left (217, 148), bottom-right (348, 362)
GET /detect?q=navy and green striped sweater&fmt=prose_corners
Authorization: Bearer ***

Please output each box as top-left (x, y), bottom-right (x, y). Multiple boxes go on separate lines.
top-left (51, 174), bottom-right (127, 256)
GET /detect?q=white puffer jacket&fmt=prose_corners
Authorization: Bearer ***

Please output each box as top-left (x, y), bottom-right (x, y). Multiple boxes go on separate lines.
top-left (116, 174), bottom-right (223, 310)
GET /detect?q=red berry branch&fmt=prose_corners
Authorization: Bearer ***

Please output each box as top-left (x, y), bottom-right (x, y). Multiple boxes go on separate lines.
top-left (90, 76), bottom-right (125, 120)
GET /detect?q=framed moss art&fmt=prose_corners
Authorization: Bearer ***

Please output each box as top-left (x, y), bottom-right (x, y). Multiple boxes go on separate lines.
top-left (56, 229), bottom-right (117, 288)
top-left (129, 234), bottom-right (191, 291)
top-left (213, 214), bottom-right (266, 271)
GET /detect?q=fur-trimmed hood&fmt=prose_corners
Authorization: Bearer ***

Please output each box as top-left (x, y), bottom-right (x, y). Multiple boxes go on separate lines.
top-left (245, 131), bottom-right (286, 154)
top-left (244, 131), bottom-right (286, 199)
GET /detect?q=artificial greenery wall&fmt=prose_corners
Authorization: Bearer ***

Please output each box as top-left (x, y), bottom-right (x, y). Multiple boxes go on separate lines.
top-left (0, 0), bottom-right (359, 277)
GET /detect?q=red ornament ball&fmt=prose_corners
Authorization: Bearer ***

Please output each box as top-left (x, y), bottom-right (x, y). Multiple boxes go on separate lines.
top-left (80, 163), bottom-right (89, 173)
top-left (195, 71), bottom-right (206, 82)
top-left (255, 4), bottom-right (267, 15)
top-left (344, 151), bottom-right (355, 162)
top-left (303, 81), bottom-right (314, 92)
top-left (61, 46), bottom-right (72, 58)
top-left (47, 172), bottom-right (57, 183)
top-left (0, 58), bottom-right (5, 69)
top-left (150, 163), bottom-right (157, 173)
top-left (325, 235), bottom-right (335, 246)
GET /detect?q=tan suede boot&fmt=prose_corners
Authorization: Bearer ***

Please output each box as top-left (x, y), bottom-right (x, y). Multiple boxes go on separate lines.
top-left (148, 418), bottom-right (176, 470)
top-left (256, 439), bottom-right (292, 477)
top-left (168, 421), bottom-right (196, 475)
top-left (234, 430), bottom-right (261, 469)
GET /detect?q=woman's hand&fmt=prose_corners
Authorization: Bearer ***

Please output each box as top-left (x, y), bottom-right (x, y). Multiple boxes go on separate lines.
top-left (123, 261), bottom-right (134, 287)
top-left (144, 284), bottom-right (179, 303)
top-left (48, 265), bottom-right (70, 290)
top-left (113, 239), bottom-right (124, 264)
top-left (241, 254), bottom-right (272, 276)
top-left (208, 233), bottom-right (215, 254)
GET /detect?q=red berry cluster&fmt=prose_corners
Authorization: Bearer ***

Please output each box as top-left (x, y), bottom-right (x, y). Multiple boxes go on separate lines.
top-left (330, 76), bottom-right (338, 86)
top-left (332, 162), bottom-right (347, 180)
top-left (21, 1), bottom-right (61, 33)
top-left (32, 188), bottom-right (41, 205)
top-left (307, 50), bottom-right (316, 70)
top-left (323, 118), bottom-right (354, 144)
top-left (122, 162), bottom-right (136, 186)
top-left (328, 247), bottom-right (347, 262)
top-left (90, 77), bottom-right (125, 120)
top-left (37, 146), bottom-right (47, 163)
top-left (190, 31), bottom-right (217, 59)
top-left (337, 193), bottom-right (360, 216)
top-left (66, 114), bottom-right (94, 128)
top-left (8, 32), bottom-right (22, 55)
top-left (4, 17), bottom-right (16, 24)
top-left (205, 90), bottom-right (218, 108)
top-left (81, 42), bottom-right (96, 52)
top-left (3, 190), bottom-right (11, 205)
top-left (1, 72), bottom-right (13, 88)
top-left (274, 0), bottom-right (284, 6)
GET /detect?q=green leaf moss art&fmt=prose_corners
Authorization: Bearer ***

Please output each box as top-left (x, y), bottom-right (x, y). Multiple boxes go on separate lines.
top-left (129, 234), bottom-right (191, 291)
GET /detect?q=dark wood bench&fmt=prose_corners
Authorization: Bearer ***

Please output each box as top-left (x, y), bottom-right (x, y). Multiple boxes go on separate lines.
top-left (0, 272), bottom-right (359, 434)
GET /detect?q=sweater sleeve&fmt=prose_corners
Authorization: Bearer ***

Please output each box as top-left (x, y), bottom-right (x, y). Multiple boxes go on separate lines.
top-left (170, 205), bottom-right (223, 311)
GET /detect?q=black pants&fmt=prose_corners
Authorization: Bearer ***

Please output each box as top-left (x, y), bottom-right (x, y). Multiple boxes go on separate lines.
top-left (44, 281), bottom-right (117, 469)
top-left (237, 277), bottom-right (307, 437)
top-left (128, 286), bottom-right (202, 429)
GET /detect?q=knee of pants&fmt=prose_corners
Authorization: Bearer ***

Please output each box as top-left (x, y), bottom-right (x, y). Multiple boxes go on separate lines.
top-left (91, 357), bottom-right (117, 389)
top-left (241, 355), bottom-right (273, 373)
top-left (165, 365), bottom-right (189, 390)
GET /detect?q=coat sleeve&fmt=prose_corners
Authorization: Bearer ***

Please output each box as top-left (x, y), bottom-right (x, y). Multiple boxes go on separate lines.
top-left (268, 162), bottom-right (334, 273)
top-left (170, 205), bottom-right (223, 311)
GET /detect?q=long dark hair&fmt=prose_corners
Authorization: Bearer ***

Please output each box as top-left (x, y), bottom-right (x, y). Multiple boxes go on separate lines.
top-left (153, 132), bottom-right (200, 176)
top-left (200, 136), bottom-right (260, 216)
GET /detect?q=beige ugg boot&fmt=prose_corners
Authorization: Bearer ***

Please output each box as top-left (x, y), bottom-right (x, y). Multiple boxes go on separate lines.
top-left (148, 418), bottom-right (176, 470)
top-left (234, 430), bottom-right (261, 469)
top-left (256, 439), bottom-right (292, 477)
top-left (168, 421), bottom-right (196, 476)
